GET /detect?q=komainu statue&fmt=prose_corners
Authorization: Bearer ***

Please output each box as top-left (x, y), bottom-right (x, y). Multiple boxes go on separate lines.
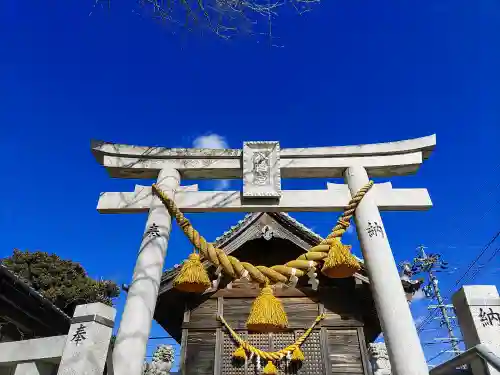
top-left (144, 345), bottom-right (174, 375)
top-left (369, 342), bottom-right (392, 375)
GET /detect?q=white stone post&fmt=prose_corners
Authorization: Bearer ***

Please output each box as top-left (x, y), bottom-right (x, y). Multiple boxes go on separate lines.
top-left (453, 285), bottom-right (500, 375)
top-left (112, 168), bottom-right (180, 375)
top-left (344, 166), bottom-right (428, 375)
top-left (57, 302), bottom-right (116, 375)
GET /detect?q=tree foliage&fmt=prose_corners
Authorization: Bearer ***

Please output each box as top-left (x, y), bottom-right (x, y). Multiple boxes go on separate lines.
top-left (1, 249), bottom-right (120, 316)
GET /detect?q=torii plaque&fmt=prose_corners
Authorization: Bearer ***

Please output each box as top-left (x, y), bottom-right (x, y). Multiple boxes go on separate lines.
top-left (92, 135), bottom-right (436, 375)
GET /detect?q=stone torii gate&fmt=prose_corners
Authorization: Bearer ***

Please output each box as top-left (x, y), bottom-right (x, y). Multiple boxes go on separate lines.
top-left (92, 135), bottom-right (436, 375)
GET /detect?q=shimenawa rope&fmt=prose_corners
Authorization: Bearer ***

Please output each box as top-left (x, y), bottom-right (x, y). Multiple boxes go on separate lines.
top-left (152, 180), bottom-right (373, 285)
top-left (218, 313), bottom-right (325, 361)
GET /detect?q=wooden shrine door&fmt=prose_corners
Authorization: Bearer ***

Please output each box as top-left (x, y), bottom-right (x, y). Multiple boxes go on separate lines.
top-left (182, 288), bottom-right (371, 375)
top-left (220, 329), bottom-right (367, 375)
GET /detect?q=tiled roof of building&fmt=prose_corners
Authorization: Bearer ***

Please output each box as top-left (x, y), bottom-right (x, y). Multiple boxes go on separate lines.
top-left (0, 263), bottom-right (70, 321)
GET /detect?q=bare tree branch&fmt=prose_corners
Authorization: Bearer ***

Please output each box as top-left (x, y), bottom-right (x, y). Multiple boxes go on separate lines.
top-left (91, 0), bottom-right (319, 43)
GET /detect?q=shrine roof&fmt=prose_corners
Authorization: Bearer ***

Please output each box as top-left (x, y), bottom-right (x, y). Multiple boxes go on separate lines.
top-left (213, 212), bottom-right (324, 247)
top-left (0, 264), bottom-right (70, 337)
top-left (154, 212), bottom-right (422, 341)
top-left (155, 211), bottom-right (379, 342)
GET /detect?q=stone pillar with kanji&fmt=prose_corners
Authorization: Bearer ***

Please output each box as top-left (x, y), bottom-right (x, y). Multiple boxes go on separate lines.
top-left (453, 285), bottom-right (500, 375)
top-left (56, 302), bottom-right (116, 375)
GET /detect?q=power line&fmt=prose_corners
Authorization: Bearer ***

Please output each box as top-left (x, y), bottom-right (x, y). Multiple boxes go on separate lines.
top-left (465, 246), bottom-right (500, 285)
top-left (423, 339), bottom-right (463, 346)
top-left (414, 179), bottom-right (500, 332)
top-left (449, 230), bottom-right (500, 289)
top-left (426, 349), bottom-right (450, 365)
top-left (403, 246), bottom-right (462, 357)
top-left (409, 178), bottom-right (500, 366)
top-left (417, 228), bottom-right (500, 333)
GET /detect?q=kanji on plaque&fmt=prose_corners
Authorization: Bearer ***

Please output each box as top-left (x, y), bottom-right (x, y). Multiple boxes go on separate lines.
top-left (71, 324), bottom-right (87, 345)
top-left (366, 221), bottom-right (385, 238)
top-left (145, 223), bottom-right (161, 239)
top-left (478, 307), bottom-right (500, 327)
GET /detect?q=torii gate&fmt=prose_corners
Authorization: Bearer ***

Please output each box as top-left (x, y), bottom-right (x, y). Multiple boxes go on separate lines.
top-left (92, 135), bottom-right (436, 375)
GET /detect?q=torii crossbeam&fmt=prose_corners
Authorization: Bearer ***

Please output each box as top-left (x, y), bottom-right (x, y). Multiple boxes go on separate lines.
top-left (92, 135), bottom-right (436, 375)
top-left (97, 182), bottom-right (432, 213)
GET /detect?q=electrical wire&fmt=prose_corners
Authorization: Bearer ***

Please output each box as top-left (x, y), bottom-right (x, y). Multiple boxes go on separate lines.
top-left (414, 195), bottom-right (498, 325)
top-left (426, 350), bottom-right (449, 365)
top-left (417, 227), bottom-right (500, 333)
top-left (465, 246), bottom-right (500, 285)
top-left (448, 230), bottom-right (500, 290)
top-left (423, 339), bottom-right (463, 346)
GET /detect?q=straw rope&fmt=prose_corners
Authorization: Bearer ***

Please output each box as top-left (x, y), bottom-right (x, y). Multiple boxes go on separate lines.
top-left (218, 314), bottom-right (325, 360)
top-left (152, 181), bottom-right (373, 285)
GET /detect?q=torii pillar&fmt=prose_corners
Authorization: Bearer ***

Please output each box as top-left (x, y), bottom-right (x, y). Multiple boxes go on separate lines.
top-left (345, 166), bottom-right (428, 375)
top-left (92, 136), bottom-right (436, 375)
top-left (111, 169), bottom-right (180, 375)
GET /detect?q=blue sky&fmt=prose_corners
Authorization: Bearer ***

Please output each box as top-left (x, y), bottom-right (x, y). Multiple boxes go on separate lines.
top-left (1, 0), bottom-right (499, 369)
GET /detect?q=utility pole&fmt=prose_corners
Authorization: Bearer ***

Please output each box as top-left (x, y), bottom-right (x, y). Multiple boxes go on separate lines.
top-left (402, 245), bottom-right (462, 358)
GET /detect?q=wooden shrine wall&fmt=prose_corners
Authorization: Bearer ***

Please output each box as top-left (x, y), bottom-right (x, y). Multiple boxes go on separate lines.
top-left (180, 283), bottom-right (371, 375)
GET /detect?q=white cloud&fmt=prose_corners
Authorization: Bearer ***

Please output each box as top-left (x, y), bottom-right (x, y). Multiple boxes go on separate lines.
top-left (192, 134), bottom-right (230, 190)
top-left (193, 134), bottom-right (228, 149)
top-left (412, 289), bottom-right (426, 301)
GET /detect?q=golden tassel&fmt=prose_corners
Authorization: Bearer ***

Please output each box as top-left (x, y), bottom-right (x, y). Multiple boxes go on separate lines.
top-left (232, 346), bottom-right (247, 361)
top-left (246, 285), bottom-right (288, 332)
top-left (263, 361), bottom-right (277, 375)
top-left (173, 252), bottom-right (211, 293)
top-left (321, 238), bottom-right (360, 278)
top-left (291, 347), bottom-right (305, 362)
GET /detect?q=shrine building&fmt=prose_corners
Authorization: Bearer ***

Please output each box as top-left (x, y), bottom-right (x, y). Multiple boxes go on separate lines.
top-left (154, 212), bottom-right (418, 375)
